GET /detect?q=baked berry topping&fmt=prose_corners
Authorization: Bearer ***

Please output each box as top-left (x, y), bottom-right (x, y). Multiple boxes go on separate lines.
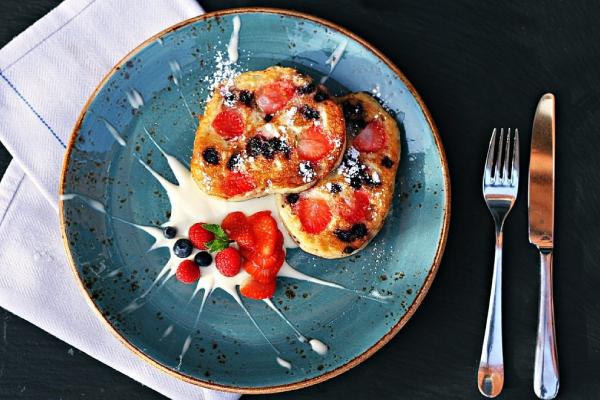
top-left (298, 125), bottom-right (332, 161)
top-left (350, 177), bottom-right (362, 189)
top-left (194, 251), bottom-right (212, 266)
top-left (381, 155), bottom-right (394, 168)
top-left (212, 109), bottom-right (245, 139)
top-left (313, 89), bottom-right (328, 102)
top-left (343, 246), bottom-right (355, 254)
top-left (351, 223), bottom-right (368, 238)
top-left (238, 90), bottom-right (253, 106)
top-left (353, 120), bottom-right (387, 152)
top-left (298, 197), bottom-right (331, 234)
top-left (300, 105), bottom-right (320, 120)
top-left (176, 260), bottom-right (200, 284)
top-left (286, 193), bottom-right (300, 204)
top-left (297, 82), bottom-right (316, 94)
top-left (298, 161), bottom-right (316, 182)
top-left (255, 80), bottom-right (295, 114)
top-left (246, 136), bottom-right (264, 157)
top-left (223, 92), bottom-right (236, 105)
top-left (343, 101), bottom-right (365, 121)
top-left (334, 223), bottom-right (368, 243)
top-left (329, 183), bottom-right (342, 193)
top-left (173, 239), bottom-right (193, 258)
top-left (163, 226), bottom-right (177, 239)
top-left (226, 152), bottom-right (242, 171)
top-left (202, 147), bottom-right (220, 165)
top-left (263, 114), bottom-right (273, 122)
top-left (334, 228), bottom-right (354, 242)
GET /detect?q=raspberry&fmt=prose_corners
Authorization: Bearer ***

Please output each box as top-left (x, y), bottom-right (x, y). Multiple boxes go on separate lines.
top-left (188, 223), bottom-right (214, 250)
top-left (176, 260), bottom-right (200, 284)
top-left (215, 247), bottom-right (242, 277)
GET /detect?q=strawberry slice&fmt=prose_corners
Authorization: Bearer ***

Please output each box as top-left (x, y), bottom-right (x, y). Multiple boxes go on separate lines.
top-left (240, 277), bottom-right (277, 300)
top-left (248, 211), bottom-right (281, 256)
top-left (221, 211), bottom-right (247, 232)
top-left (339, 190), bottom-right (370, 223)
top-left (222, 171), bottom-right (255, 197)
top-left (298, 125), bottom-right (332, 161)
top-left (212, 109), bottom-right (245, 139)
top-left (242, 248), bottom-right (285, 283)
top-left (353, 120), bottom-right (386, 152)
top-left (255, 80), bottom-right (295, 114)
top-left (298, 197), bottom-right (332, 234)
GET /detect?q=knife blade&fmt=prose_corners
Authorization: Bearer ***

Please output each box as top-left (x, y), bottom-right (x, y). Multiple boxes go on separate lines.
top-left (529, 93), bottom-right (555, 248)
top-left (529, 93), bottom-right (559, 400)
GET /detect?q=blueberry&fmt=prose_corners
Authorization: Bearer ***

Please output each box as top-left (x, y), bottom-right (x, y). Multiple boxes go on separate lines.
top-left (298, 82), bottom-right (316, 94)
top-left (343, 101), bottom-right (365, 121)
top-left (238, 90), bottom-right (253, 106)
top-left (163, 226), bottom-right (177, 239)
top-left (194, 251), bottom-right (212, 266)
top-left (329, 183), bottom-right (342, 194)
top-left (173, 239), bottom-right (193, 258)
top-left (350, 176), bottom-right (362, 189)
top-left (246, 136), bottom-right (264, 157)
top-left (314, 90), bottom-right (328, 102)
top-left (263, 114), bottom-right (273, 122)
top-left (286, 193), bottom-right (300, 204)
top-left (382, 156), bottom-right (394, 168)
top-left (262, 138), bottom-right (278, 159)
top-left (300, 105), bottom-right (320, 120)
top-left (202, 147), bottom-right (220, 165)
top-left (226, 152), bottom-right (241, 171)
top-left (223, 92), bottom-right (236, 103)
top-left (334, 229), bottom-right (354, 243)
top-left (343, 246), bottom-right (355, 254)
top-left (351, 223), bottom-right (368, 238)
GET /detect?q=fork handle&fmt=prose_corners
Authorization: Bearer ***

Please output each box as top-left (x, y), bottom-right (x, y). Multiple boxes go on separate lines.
top-left (534, 249), bottom-right (559, 399)
top-left (478, 227), bottom-right (504, 398)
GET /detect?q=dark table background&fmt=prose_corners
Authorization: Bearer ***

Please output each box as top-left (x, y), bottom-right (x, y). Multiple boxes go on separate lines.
top-left (1, 0), bottom-right (600, 399)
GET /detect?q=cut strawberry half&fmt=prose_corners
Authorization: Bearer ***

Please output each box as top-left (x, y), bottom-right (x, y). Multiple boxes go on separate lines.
top-left (240, 276), bottom-right (277, 300)
top-left (221, 211), bottom-right (248, 233)
top-left (297, 125), bottom-right (332, 161)
top-left (297, 197), bottom-right (332, 234)
top-left (212, 109), bottom-right (245, 139)
top-left (222, 171), bottom-right (255, 197)
top-left (242, 248), bottom-right (285, 283)
top-left (255, 80), bottom-right (295, 114)
top-left (221, 211), bottom-right (255, 250)
top-left (339, 190), bottom-right (371, 224)
top-left (248, 211), bottom-right (281, 256)
top-left (353, 120), bottom-right (386, 152)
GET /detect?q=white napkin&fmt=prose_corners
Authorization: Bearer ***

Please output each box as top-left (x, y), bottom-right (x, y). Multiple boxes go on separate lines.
top-left (0, 1), bottom-right (239, 399)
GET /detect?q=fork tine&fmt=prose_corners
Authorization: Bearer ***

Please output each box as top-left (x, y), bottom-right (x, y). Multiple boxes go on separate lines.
top-left (494, 128), bottom-right (505, 182)
top-left (511, 129), bottom-right (519, 185)
top-left (484, 128), bottom-right (497, 184)
top-left (502, 128), bottom-right (511, 183)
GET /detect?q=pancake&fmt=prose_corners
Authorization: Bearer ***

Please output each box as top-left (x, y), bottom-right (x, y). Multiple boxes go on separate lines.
top-left (190, 66), bottom-right (346, 200)
top-left (277, 92), bottom-right (401, 258)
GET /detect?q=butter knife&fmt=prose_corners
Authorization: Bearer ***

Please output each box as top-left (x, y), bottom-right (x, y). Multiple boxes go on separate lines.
top-left (528, 93), bottom-right (559, 399)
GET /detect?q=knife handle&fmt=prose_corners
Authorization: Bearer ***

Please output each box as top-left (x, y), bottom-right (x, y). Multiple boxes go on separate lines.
top-left (534, 249), bottom-right (559, 399)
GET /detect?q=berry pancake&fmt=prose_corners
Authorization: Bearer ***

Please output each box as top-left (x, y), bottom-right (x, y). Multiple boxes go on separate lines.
top-left (190, 66), bottom-right (346, 200)
top-left (277, 92), bottom-right (401, 258)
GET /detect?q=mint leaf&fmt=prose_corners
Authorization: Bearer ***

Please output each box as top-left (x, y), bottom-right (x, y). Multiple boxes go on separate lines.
top-left (206, 238), bottom-right (229, 253)
top-left (202, 223), bottom-right (228, 241)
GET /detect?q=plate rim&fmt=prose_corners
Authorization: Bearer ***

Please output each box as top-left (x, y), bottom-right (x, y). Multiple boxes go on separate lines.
top-left (58, 7), bottom-right (451, 394)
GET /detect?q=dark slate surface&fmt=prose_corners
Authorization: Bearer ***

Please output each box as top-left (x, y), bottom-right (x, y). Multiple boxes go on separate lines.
top-left (1, 0), bottom-right (599, 398)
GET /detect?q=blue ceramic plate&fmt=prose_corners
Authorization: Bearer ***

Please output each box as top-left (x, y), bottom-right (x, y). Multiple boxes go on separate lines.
top-left (60, 8), bottom-right (449, 393)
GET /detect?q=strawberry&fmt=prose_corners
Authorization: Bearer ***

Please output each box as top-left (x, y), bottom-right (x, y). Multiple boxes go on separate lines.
top-left (240, 277), bottom-right (277, 300)
top-left (221, 211), bottom-right (247, 232)
top-left (242, 248), bottom-right (285, 283)
top-left (212, 109), bottom-right (245, 139)
top-left (339, 190), bottom-right (370, 223)
top-left (297, 125), bottom-right (332, 161)
top-left (188, 223), bottom-right (215, 250)
top-left (298, 197), bottom-right (332, 234)
top-left (176, 260), bottom-right (200, 284)
top-left (248, 211), bottom-right (280, 256)
top-left (215, 247), bottom-right (242, 277)
top-left (222, 171), bottom-right (255, 197)
top-left (353, 120), bottom-right (387, 152)
top-left (255, 80), bottom-right (295, 114)
top-left (229, 224), bottom-right (255, 250)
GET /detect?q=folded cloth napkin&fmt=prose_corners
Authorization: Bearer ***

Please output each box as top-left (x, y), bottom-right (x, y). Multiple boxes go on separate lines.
top-left (0, 1), bottom-right (239, 399)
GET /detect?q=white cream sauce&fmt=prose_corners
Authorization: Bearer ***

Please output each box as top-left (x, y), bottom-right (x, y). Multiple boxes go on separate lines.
top-left (227, 16), bottom-right (241, 63)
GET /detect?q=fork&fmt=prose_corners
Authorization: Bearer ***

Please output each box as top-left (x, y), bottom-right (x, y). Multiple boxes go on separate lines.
top-left (478, 128), bottom-right (519, 398)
